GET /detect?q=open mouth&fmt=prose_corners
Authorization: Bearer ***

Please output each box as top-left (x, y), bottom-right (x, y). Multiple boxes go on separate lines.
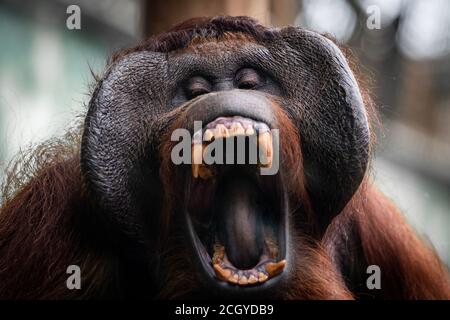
top-left (185, 115), bottom-right (287, 287)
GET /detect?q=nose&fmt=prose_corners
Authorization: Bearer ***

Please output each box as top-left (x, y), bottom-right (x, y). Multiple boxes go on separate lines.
top-left (183, 89), bottom-right (278, 134)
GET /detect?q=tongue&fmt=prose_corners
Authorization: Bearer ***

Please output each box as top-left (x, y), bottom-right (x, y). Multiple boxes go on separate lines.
top-left (216, 174), bottom-right (264, 269)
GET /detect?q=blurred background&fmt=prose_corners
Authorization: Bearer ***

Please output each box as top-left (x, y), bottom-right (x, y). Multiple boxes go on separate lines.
top-left (0, 0), bottom-right (449, 264)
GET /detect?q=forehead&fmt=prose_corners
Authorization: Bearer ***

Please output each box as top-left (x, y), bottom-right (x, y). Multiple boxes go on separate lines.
top-left (167, 34), bottom-right (273, 79)
top-left (175, 32), bottom-right (259, 54)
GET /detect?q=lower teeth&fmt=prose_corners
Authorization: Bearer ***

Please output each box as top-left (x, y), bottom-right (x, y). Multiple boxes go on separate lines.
top-left (211, 241), bottom-right (285, 286)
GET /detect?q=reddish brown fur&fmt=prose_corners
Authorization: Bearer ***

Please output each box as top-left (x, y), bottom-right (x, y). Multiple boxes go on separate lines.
top-left (0, 131), bottom-right (118, 299)
top-left (354, 184), bottom-right (450, 299)
top-left (1, 17), bottom-right (449, 299)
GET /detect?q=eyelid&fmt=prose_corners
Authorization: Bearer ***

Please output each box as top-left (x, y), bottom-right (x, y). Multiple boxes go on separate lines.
top-left (236, 68), bottom-right (264, 89)
top-left (237, 68), bottom-right (262, 80)
top-left (186, 76), bottom-right (211, 98)
top-left (190, 82), bottom-right (209, 91)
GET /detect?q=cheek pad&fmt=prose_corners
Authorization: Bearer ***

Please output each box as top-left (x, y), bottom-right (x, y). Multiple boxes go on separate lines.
top-left (266, 28), bottom-right (370, 230)
top-left (81, 52), bottom-right (169, 240)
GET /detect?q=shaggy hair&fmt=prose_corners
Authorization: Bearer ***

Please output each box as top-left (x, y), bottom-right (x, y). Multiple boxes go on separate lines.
top-left (0, 16), bottom-right (449, 300)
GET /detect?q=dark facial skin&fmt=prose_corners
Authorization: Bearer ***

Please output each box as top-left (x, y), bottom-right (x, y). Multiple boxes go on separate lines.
top-left (1, 16), bottom-right (448, 300)
top-left (81, 21), bottom-right (369, 297)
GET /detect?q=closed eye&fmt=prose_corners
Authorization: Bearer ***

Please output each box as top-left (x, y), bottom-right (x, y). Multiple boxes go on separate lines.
top-left (186, 76), bottom-right (211, 99)
top-left (236, 68), bottom-right (265, 90)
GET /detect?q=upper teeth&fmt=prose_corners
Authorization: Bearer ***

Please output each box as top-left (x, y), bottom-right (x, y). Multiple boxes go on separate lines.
top-left (191, 116), bottom-right (273, 179)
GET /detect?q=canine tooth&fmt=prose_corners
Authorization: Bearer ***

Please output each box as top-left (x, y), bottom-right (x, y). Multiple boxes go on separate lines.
top-left (192, 144), bottom-right (203, 165)
top-left (191, 144), bottom-right (204, 178)
top-left (258, 131), bottom-right (273, 168)
top-left (238, 275), bottom-right (248, 285)
top-left (245, 126), bottom-right (255, 136)
top-left (214, 124), bottom-right (229, 139)
top-left (192, 164), bottom-right (199, 178)
top-left (229, 273), bottom-right (239, 284)
top-left (230, 122), bottom-right (245, 136)
top-left (248, 274), bottom-right (258, 284)
top-left (258, 272), bottom-right (268, 283)
top-left (213, 264), bottom-right (232, 281)
top-left (212, 244), bottom-right (225, 263)
top-left (265, 260), bottom-right (286, 278)
top-left (203, 129), bottom-right (214, 141)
